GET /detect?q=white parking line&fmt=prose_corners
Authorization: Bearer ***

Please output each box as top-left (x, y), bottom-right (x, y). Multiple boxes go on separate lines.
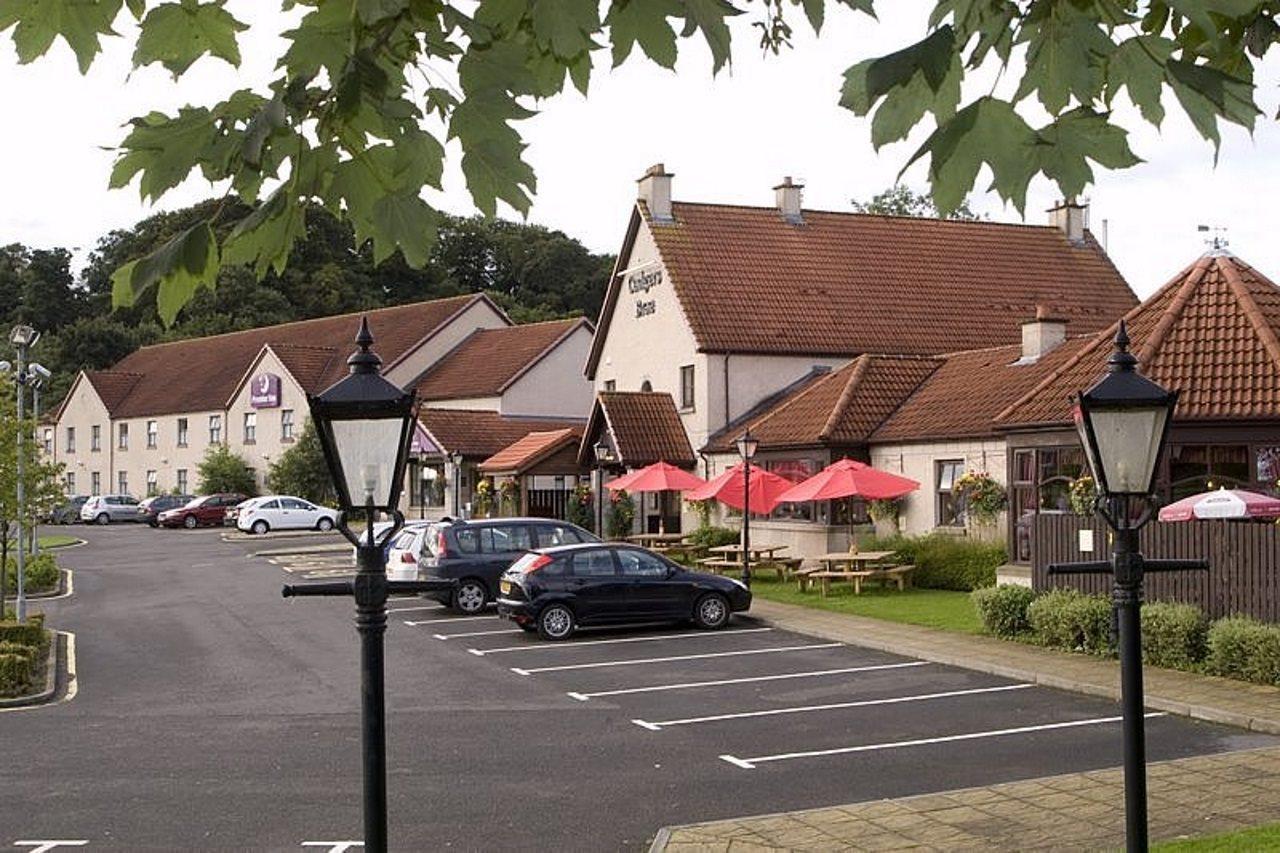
top-left (469, 627), bottom-right (773, 656)
top-left (632, 683), bottom-right (1032, 730)
top-left (433, 628), bottom-right (523, 640)
top-left (388, 605), bottom-right (446, 614)
top-left (566, 661), bottom-right (931, 701)
top-left (719, 712), bottom-right (1167, 769)
top-left (403, 615), bottom-right (491, 626)
top-left (14, 843), bottom-right (89, 852)
top-left (510, 643), bottom-right (843, 675)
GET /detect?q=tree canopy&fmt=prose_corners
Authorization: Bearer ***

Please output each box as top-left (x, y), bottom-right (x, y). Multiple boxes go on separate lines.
top-left (3, 1), bottom-right (1274, 324)
top-left (853, 185), bottom-right (979, 219)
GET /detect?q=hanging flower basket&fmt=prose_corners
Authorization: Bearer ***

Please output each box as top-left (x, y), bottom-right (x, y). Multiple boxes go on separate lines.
top-left (953, 470), bottom-right (1006, 525)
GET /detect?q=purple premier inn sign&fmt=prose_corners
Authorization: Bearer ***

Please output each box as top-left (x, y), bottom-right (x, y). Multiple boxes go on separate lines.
top-left (250, 373), bottom-right (282, 408)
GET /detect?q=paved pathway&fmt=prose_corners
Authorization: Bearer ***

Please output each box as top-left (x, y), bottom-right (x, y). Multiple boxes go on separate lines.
top-left (651, 599), bottom-right (1280, 851)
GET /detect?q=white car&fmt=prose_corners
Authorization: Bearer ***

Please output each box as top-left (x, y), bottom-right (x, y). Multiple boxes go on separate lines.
top-left (350, 520), bottom-right (430, 570)
top-left (386, 525), bottom-right (431, 581)
top-left (236, 495), bottom-right (339, 535)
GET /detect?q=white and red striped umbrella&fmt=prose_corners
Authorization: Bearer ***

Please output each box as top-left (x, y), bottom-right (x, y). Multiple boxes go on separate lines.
top-left (1158, 488), bottom-right (1280, 522)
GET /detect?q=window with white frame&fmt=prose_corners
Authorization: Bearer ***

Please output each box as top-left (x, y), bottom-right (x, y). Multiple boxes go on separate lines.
top-left (147, 420), bottom-right (158, 448)
top-left (66, 472), bottom-right (76, 493)
top-left (118, 470), bottom-right (128, 495)
top-left (679, 365), bottom-right (695, 410)
top-left (176, 469), bottom-right (188, 494)
top-left (936, 460), bottom-right (965, 527)
top-left (146, 470), bottom-right (158, 496)
top-left (118, 423), bottom-right (129, 450)
top-left (281, 409), bottom-right (295, 441)
top-left (177, 417), bottom-right (188, 447)
top-left (244, 411), bottom-right (257, 443)
top-left (209, 414), bottom-right (222, 444)
top-left (42, 428), bottom-right (52, 455)
top-left (91, 472), bottom-right (101, 495)
top-left (66, 426), bottom-right (76, 453)
top-left (91, 425), bottom-right (101, 452)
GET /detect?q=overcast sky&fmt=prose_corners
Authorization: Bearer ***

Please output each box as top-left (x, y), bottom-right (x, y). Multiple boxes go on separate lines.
top-left (2, 2), bottom-right (1277, 300)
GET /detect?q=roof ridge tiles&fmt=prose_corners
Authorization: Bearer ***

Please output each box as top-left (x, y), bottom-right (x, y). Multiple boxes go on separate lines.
top-left (1218, 255), bottom-right (1280, 374)
top-left (820, 356), bottom-right (871, 441)
top-left (667, 200), bottom-right (1072, 231)
top-left (1137, 256), bottom-right (1212, 366)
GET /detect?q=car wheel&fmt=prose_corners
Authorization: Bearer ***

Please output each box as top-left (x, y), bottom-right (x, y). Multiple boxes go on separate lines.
top-left (452, 579), bottom-right (487, 614)
top-left (183, 515), bottom-right (198, 530)
top-left (316, 517), bottom-right (334, 532)
top-left (537, 603), bottom-right (575, 641)
top-left (251, 520), bottom-right (269, 535)
top-left (95, 513), bottom-right (110, 526)
top-left (693, 592), bottom-right (731, 630)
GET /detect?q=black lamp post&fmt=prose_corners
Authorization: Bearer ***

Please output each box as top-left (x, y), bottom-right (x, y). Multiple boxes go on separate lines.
top-left (450, 451), bottom-right (465, 518)
top-left (1050, 321), bottom-right (1206, 853)
top-left (593, 441), bottom-right (611, 537)
top-left (281, 318), bottom-right (453, 853)
top-left (736, 430), bottom-right (758, 588)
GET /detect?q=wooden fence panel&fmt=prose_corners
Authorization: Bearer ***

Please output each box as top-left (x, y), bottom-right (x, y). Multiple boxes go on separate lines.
top-left (1031, 513), bottom-right (1280, 623)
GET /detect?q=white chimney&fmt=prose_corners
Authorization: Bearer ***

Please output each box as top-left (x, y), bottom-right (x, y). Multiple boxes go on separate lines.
top-left (637, 163), bottom-right (674, 223)
top-left (1048, 197), bottom-right (1089, 244)
top-left (774, 176), bottom-right (804, 224)
top-left (1020, 306), bottom-right (1068, 362)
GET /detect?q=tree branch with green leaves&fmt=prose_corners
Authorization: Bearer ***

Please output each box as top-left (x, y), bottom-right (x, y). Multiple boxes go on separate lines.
top-left (3, 0), bottom-right (1274, 325)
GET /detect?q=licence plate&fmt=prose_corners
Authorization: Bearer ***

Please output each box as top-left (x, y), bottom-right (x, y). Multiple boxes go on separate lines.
top-left (499, 580), bottom-right (511, 595)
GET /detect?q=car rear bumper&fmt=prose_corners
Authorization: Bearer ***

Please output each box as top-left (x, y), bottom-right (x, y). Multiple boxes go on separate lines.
top-left (496, 598), bottom-right (535, 623)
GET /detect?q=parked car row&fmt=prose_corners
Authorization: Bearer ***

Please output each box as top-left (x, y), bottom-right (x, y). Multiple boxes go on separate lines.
top-left (377, 516), bottom-right (753, 641)
top-left (62, 492), bottom-right (338, 534)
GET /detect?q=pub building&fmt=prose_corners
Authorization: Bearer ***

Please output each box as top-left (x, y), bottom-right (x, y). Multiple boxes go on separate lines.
top-left (581, 164), bottom-right (1140, 553)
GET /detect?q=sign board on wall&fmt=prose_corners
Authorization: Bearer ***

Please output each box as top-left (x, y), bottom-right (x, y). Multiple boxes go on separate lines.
top-left (250, 373), bottom-right (282, 409)
top-left (626, 265), bottom-right (662, 319)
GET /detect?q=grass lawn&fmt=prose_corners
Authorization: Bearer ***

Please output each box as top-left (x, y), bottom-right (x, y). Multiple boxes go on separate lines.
top-left (1154, 822), bottom-right (1280, 850)
top-left (749, 576), bottom-right (982, 634)
top-left (37, 534), bottom-right (80, 549)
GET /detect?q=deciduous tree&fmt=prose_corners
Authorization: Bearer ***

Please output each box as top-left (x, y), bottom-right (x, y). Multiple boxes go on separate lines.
top-left (266, 419), bottom-right (335, 506)
top-left (3, 1), bottom-right (1273, 323)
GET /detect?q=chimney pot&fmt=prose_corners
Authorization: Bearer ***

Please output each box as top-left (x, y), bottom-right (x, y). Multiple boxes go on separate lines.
top-left (637, 163), bottom-right (674, 223)
top-left (1048, 197), bottom-right (1089, 244)
top-left (773, 176), bottom-right (804, 224)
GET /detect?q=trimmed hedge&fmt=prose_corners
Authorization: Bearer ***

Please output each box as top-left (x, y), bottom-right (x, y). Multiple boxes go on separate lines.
top-left (1027, 589), bottom-right (1114, 655)
top-left (971, 585), bottom-right (1035, 638)
top-left (863, 534), bottom-right (1005, 591)
top-left (0, 612), bottom-right (46, 647)
top-left (1141, 602), bottom-right (1208, 670)
top-left (686, 526), bottom-right (739, 548)
top-left (1206, 617), bottom-right (1280, 686)
top-left (0, 653), bottom-right (32, 691)
top-left (2, 553), bottom-right (59, 594)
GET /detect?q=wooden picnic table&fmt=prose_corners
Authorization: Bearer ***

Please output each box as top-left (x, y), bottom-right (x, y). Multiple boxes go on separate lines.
top-left (627, 532), bottom-right (688, 547)
top-left (799, 550), bottom-right (911, 595)
top-left (707, 543), bottom-right (789, 559)
top-left (700, 543), bottom-right (799, 579)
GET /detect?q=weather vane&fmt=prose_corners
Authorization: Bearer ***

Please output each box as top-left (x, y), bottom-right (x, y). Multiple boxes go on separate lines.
top-left (1197, 224), bottom-right (1229, 251)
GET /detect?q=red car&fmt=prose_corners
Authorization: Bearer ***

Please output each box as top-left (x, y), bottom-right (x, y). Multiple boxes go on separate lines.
top-left (157, 493), bottom-right (246, 529)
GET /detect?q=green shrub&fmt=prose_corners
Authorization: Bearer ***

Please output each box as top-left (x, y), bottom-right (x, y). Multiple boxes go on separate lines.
top-left (4, 553), bottom-right (58, 594)
top-left (1028, 589), bottom-right (1114, 655)
top-left (0, 615), bottom-right (45, 647)
top-left (687, 526), bottom-right (739, 548)
top-left (1141, 602), bottom-right (1208, 670)
top-left (0, 641), bottom-right (37, 664)
top-left (862, 534), bottom-right (1005, 591)
top-left (972, 585), bottom-right (1036, 638)
top-left (1206, 617), bottom-right (1280, 686)
top-left (0, 652), bottom-right (32, 691)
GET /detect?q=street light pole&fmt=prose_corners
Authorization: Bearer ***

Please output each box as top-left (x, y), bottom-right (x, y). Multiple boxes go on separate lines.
top-left (593, 441), bottom-right (610, 538)
top-left (1049, 322), bottom-right (1207, 853)
top-left (736, 430), bottom-right (758, 589)
top-left (29, 366), bottom-right (47, 559)
top-left (281, 319), bottom-right (453, 853)
top-left (9, 325), bottom-right (38, 623)
top-left (450, 451), bottom-right (464, 519)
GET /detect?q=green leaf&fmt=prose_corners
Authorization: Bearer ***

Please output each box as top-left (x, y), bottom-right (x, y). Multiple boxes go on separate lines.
top-left (281, 0), bottom-right (354, 78)
top-left (125, 0), bottom-right (145, 19)
top-left (530, 0), bottom-right (599, 61)
top-left (1014, 2), bottom-right (1115, 114)
top-left (356, 0), bottom-right (408, 27)
top-left (606, 0), bottom-right (680, 68)
top-left (1165, 0), bottom-right (1266, 36)
top-left (220, 190), bottom-right (306, 278)
top-left (109, 107), bottom-right (217, 202)
top-left (132, 0), bottom-right (248, 76)
top-left (3, 0), bottom-right (123, 73)
top-left (1166, 59), bottom-right (1260, 155)
top-left (678, 0), bottom-right (740, 74)
top-left (111, 221), bottom-right (219, 327)
top-left (1032, 108), bottom-right (1142, 199)
top-left (904, 97), bottom-right (1037, 214)
top-left (840, 27), bottom-right (960, 149)
top-left (370, 193), bottom-right (436, 267)
top-left (1106, 36), bottom-right (1173, 125)
top-left (868, 57), bottom-right (961, 148)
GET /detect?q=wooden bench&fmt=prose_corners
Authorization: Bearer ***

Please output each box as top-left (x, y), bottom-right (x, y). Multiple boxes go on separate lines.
top-left (696, 559), bottom-right (742, 575)
top-left (867, 564), bottom-right (915, 590)
top-left (808, 570), bottom-right (877, 596)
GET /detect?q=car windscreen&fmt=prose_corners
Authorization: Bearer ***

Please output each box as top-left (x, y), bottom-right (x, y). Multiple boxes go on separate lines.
top-left (424, 524), bottom-right (449, 557)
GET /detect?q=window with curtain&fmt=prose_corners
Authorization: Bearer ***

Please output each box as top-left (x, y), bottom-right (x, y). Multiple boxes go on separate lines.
top-left (936, 460), bottom-right (965, 526)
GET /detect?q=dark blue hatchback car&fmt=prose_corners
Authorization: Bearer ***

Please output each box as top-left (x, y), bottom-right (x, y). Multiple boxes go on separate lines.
top-left (496, 543), bottom-right (752, 640)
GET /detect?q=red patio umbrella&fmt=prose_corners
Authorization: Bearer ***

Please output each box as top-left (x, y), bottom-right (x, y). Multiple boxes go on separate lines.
top-left (605, 461), bottom-right (706, 493)
top-left (1158, 488), bottom-right (1280, 522)
top-left (686, 462), bottom-right (794, 515)
top-left (777, 458), bottom-right (920, 504)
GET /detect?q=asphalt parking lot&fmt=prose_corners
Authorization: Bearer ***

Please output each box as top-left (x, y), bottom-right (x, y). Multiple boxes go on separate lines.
top-left (1, 526), bottom-right (1274, 851)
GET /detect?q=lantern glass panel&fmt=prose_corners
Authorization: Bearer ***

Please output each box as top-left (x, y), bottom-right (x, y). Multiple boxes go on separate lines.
top-left (330, 418), bottom-right (406, 507)
top-left (1090, 405), bottom-right (1169, 494)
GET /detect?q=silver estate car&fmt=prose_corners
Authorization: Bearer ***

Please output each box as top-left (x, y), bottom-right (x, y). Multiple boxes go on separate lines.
top-left (80, 494), bottom-right (143, 524)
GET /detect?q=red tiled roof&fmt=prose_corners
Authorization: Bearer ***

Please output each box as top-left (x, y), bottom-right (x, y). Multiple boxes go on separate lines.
top-left (873, 339), bottom-right (1088, 442)
top-left (996, 253), bottom-right (1280, 427)
top-left (414, 318), bottom-right (588, 401)
top-left (83, 371), bottom-right (144, 414)
top-left (88, 295), bottom-right (486, 418)
top-left (589, 202), bottom-right (1136, 372)
top-left (418, 409), bottom-right (586, 459)
top-left (705, 355), bottom-right (941, 452)
top-left (579, 391), bottom-right (696, 468)
top-left (479, 428), bottom-right (581, 474)
top-left (269, 344), bottom-right (340, 391)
